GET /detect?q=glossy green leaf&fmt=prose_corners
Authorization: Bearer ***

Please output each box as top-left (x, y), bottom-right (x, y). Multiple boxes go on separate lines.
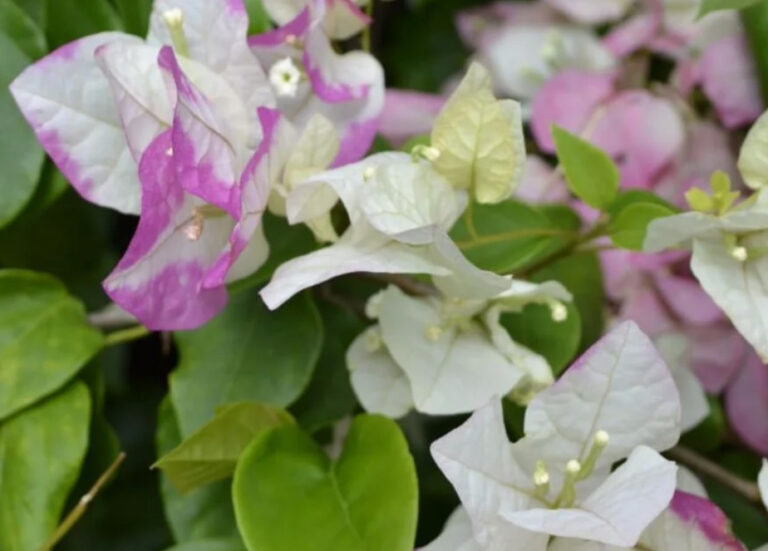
top-left (156, 398), bottom-right (241, 543)
top-left (9, 0), bottom-right (44, 26)
top-left (609, 202), bottom-right (676, 251)
top-left (155, 403), bottom-right (294, 494)
top-left (244, 0), bottom-right (272, 34)
top-left (0, 1), bottom-right (45, 229)
top-left (530, 253), bottom-right (605, 351)
top-left (170, 287), bottom-right (322, 437)
top-left (0, 270), bottom-right (103, 421)
top-left (114, 0), bottom-right (152, 36)
top-left (0, 383), bottom-right (91, 551)
top-left (501, 302), bottom-right (582, 376)
top-left (743, 2), bottom-right (768, 103)
top-left (290, 305), bottom-right (364, 432)
top-left (45, 0), bottom-right (121, 49)
top-left (700, 0), bottom-right (762, 16)
top-left (552, 126), bottom-right (619, 210)
top-left (451, 200), bottom-right (579, 274)
top-left (165, 540), bottom-right (246, 551)
top-left (233, 415), bottom-right (418, 551)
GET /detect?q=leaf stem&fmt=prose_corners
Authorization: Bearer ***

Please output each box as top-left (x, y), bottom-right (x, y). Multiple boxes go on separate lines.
top-left (667, 445), bottom-right (762, 503)
top-left (103, 325), bottom-right (150, 348)
top-left (464, 200), bottom-right (479, 240)
top-left (39, 452), bottom-right (126, 551)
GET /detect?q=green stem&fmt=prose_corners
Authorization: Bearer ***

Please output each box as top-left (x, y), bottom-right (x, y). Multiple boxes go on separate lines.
top-left (39, 453), bottom-right (126, 551)
top-left (103, 325), bottom-right (150, 347)
top-left (742, 1), bottom-right (768, 104)
top-left (463, 200), bottom-right (479, 240)
top-left (362, 0), bottom-right (374, 52)
top-left (518, 221), bottom-right (610, 276)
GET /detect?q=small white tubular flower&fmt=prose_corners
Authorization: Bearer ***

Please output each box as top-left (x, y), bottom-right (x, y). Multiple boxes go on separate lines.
top-left (162, 7), bottom-right (184, 28)
top-left (431, 322), bottom-right (682, 548)
top-left (269, 57), bottom-right (302, 98)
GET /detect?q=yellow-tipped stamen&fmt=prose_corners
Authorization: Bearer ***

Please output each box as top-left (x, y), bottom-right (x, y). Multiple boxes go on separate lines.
top-left (363, 166), bottom-right (377, 182)
top-left (162, 9), bottom-right (190, 58)
top-left (554, 460), bottom-right (581, 508)
top-left (549, 301), bottom-right (568, 323)
top-left (533, 460), bottom-right (550, 498)
top-left (577, 430), bottom-right (610, 481)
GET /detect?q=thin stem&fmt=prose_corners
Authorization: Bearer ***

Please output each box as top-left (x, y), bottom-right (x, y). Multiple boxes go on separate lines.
top-left (362, 0), bottom-right (374, 52)
top-left (88, 303), bottom-right (137, 329)
top-left (103, 325), bottom-right (150, 348)
top-left (667, 445), bottom-right (762, 503)
top-left (39, 452), bottom-right (126, 551)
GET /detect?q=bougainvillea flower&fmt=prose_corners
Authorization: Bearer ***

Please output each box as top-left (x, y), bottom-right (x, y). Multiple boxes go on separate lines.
top-left (377, 90), bottom-right (446, 147)
top-left (104, 104), bottom-right (281, 330)
top-left (249, 0), bottom-right (384, 167)
top-left (347, 282), bottom-right (571, 417)
top-left (431, 322), bottom-right (681, 548)
top-left (423, 492), bottom-right (744, 550)
top-left (645, 179), bottom-right (768, 360)
top-left (10, 0), bottom-right (273, 214)
top-left (544, 0), bottom-right (634, 24)
top-left (260, 152), bottom-right (514, 309)
top-left (261, 0), bottom-right (371, 40)
top-left (532, 70), bottom-right (685, 190)
top-left (455, 4), bottom-right (614, 104)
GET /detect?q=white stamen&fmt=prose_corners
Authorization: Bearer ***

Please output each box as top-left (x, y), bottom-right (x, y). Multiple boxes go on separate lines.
top-left (731, 246), bottom-right (748, 262)
top-left (162, 8), bottom-right (184, 28)
top-left (363, 166), bottom-right (377, 181)
top-left (165, 147), bottom-right (173, 157)
top-left (566, 460), bottom-right (581, 475)
top-left (594, 430), bottom-right (610, 447)
top-left (269, 57), bottom-right (301, 98)
top-left (425, 325), bottom-right (444, 342)
top-left (550, 301), bottom-right (567, 323)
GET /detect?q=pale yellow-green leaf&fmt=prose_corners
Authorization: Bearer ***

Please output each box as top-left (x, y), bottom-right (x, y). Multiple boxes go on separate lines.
top-left (738, 109), bottom-right (768, 190)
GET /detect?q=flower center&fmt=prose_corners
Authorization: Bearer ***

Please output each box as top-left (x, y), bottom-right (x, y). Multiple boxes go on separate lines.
top-left (162, 8), bottom-right (190, 58)
top-left (184, 205), bottom-right (227, 241)
top-left (269, 57), bottom-right (302, 98)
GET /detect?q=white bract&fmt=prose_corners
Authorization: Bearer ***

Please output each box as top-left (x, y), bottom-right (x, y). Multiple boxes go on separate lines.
top-left (430, 322), bottom-right (682, 549)
top-left (260, 152), bottom-right (516, 309)
top-left (645, 170), bottom-right (768, 360)
top-left (347, 281), bottom-right (572, 417)
top-left (760, 459), bottom-right (768, 512)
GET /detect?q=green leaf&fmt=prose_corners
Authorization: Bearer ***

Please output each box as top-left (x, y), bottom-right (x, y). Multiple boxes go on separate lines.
top-left (700, 0), bottom-right (763, 16)
top-left (552, 126), bottom-right (619, 210)
top-left (0, 383), bottom-right (91, 551)
top-left (501, 302), bottom-right (582, 376)
top-left (742, 2), bottom-right (768, 104)
top-left (0, 0), bottom-right (45, 59)
top-left (233, 415), bottom-right (418, 551)
top-left (165, 540), bottom-right (246, 551)
top-left (243, 0), bottom-right (272, 34)
top-left (155, 403), bottom-right (294, 494)
top-left (0, 270), bottom-right (103, 421)
top-left (290, 305), bottom-right (364, 432)
top-left (170, 287), bottom-right (322, 437)
top-left (707, 479), bottom-right (768, 548)
top-left (531, 253), bottom-right (605, 351)
top-left (44, 0), bottom-right (122, 49)
top-left (0, 1), bottom-right (45, 229)
top-left (451, 200), bottom-right (579, 274)
top-left (9, 0), bottom-right (44, 26)
top-left (609, 202), bottom-right (676, 251)
top-left (114, 0), bottom-right (152, 36)
top-left (156, 398), bottom-right (241, 543)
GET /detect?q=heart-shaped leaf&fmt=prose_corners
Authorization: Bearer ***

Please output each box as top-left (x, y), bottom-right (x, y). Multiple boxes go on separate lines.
top-left (155, 403), bottom-right (294, 494)
top-left (233, 415), bottom-right (418, 551)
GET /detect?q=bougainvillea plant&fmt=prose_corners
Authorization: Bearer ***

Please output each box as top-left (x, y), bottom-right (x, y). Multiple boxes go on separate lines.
top-left (5, 0), bottom-right (768, 549)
